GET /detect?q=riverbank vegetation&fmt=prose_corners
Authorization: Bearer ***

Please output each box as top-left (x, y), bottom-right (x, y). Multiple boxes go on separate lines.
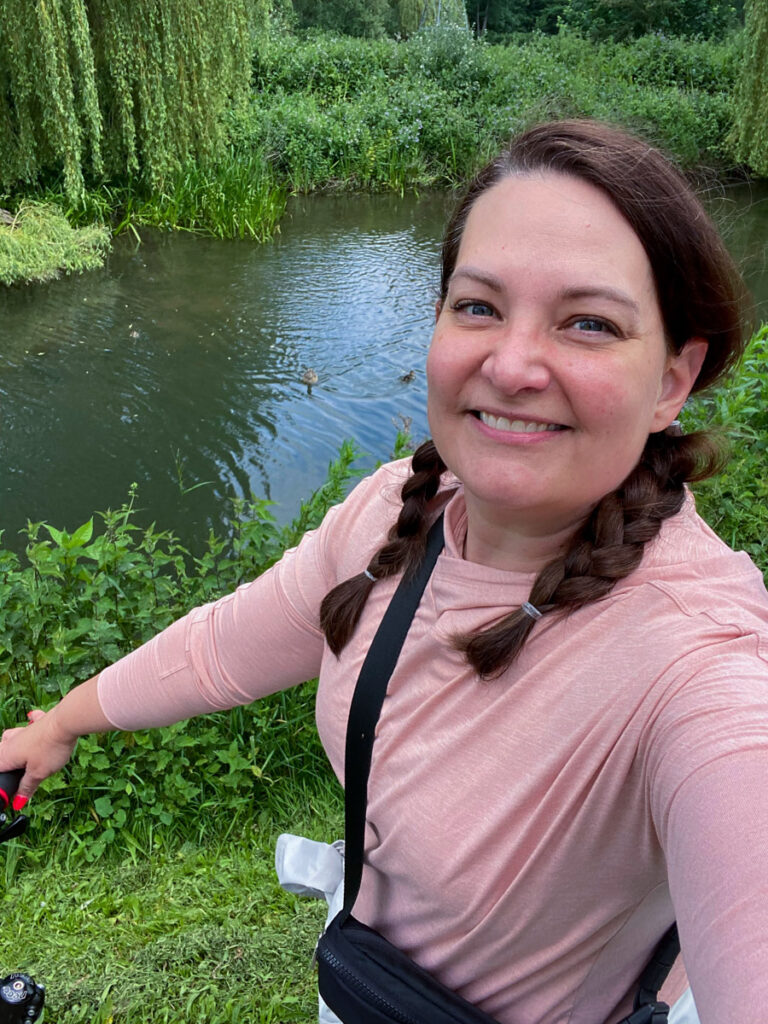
top-left (1, 0), bottom-right (763, 284)
top-left (1, 325), bottom-right (768, 1019)
top-left (0, 203), bottom-right (110, 285)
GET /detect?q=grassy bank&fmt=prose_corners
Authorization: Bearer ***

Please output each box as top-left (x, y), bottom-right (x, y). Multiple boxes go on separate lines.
top-left (0, 203), bottom-right (110, 286)
top-left (2, 810), bottom-right (340, 1023)
top-left (2, 28), bottom-right (744, 284)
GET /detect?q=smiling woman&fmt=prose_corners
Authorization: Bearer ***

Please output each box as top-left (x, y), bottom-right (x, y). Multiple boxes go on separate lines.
top-left (427, 173), bottom-right (707, 567)
top-left (0, 121), bottom-right (766, 1024)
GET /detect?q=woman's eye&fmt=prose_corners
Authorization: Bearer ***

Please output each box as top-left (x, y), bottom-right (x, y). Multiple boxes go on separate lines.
top-left (454, 300), bottom-right (495, 318)
top-left (570, 317), bottom-right (617, 335)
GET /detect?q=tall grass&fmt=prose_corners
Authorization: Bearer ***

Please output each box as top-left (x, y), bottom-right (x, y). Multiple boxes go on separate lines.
top-left (116, 152), bottom-right (288, 240)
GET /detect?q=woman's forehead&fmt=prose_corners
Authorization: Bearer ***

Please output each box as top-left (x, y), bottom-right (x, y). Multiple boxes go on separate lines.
top-left (454, 172), bottom-right (656, 298)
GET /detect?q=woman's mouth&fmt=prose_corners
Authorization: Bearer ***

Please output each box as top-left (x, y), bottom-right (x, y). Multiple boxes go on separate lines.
top-left (475, 411), bottom-right (567, 433)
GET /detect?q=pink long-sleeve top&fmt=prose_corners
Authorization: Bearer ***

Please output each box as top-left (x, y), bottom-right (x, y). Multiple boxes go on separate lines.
top-left (98, 459), bottom-right (768, 1024)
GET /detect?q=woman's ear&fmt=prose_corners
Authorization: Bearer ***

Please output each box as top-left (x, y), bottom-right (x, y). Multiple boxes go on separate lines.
top-left (652, 338), bottom-right (708, 430)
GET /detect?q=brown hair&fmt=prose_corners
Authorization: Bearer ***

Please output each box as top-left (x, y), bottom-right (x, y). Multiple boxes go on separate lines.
top-left (321, 119), bottom-right (751, 678)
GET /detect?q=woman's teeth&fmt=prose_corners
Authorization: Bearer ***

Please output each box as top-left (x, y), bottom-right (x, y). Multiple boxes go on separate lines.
top-left (478, 412), bottom-right (563, 433)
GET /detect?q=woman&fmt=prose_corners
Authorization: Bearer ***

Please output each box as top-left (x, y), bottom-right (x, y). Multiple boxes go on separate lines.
top-left (1, 120), bottom-right (766, 1024)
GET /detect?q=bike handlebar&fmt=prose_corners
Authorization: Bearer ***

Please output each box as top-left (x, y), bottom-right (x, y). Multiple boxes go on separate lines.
top-left (0, 771), bottom-right (22, 810)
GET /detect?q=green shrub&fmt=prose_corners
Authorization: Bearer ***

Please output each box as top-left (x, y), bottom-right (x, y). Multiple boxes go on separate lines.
top-left (0, 442), bottom-right (360, 863)
top-left (242, 30), bottom-right (743, 198)
top-left (683, 323), bottom-right (768, 570)
top-left (559, 0), bottom-right (739, 41)
top-left (253, 32), bottom-right (396, 97)
top-left (609, 31), bottom-right (739, 93)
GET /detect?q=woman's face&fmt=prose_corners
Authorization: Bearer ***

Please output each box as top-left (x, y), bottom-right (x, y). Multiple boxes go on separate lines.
top-left (427, 172), bottom-right (706, 541)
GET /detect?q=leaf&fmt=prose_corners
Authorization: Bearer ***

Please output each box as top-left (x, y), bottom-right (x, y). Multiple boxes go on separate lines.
top-left (70, 518), bottom-right (94, 547)
top-left (45, 524), bottom-right (65, 546)
top-left (93, 795), bottom-right (114, 817)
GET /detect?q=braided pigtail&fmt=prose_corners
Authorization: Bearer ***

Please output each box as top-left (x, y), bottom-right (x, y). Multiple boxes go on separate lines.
top-left (320, 440), bottom-right (448, 656)
top-left (454, 428), bottom-right (724, 679)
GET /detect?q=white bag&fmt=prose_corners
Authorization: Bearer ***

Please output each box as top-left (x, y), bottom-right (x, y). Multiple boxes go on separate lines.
top-left (275, 833), bottom-right (345, 1024)
top-left (669, 986), bottom-right (700, 1024)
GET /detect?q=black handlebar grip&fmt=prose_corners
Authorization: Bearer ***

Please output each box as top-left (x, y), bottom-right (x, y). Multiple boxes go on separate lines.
top-left (0, 769), bottom-right (23, 809)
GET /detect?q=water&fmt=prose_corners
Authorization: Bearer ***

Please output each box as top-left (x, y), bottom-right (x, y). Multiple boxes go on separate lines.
top-left (0, 192), bottom-right (450, 551)
top-left (1, 183), bottom-right (767, 554)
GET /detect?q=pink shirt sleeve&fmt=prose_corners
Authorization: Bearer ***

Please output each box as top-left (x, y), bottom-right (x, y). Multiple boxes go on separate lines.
top-left (97, 464), bottom-right (405, 730)
top-left (644, 637), bottom-right (768, 1022)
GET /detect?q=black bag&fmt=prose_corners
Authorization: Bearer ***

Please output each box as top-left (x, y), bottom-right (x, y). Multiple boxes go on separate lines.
top-left (316, 515), bottom-right (679, 1024)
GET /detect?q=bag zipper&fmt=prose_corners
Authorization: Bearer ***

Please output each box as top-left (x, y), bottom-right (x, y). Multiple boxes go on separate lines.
top-left (315, 942), bottom-right (423, 1024)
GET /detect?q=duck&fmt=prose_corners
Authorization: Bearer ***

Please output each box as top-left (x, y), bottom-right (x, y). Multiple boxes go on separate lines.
top-left (399, 370), bottom-right (416, 383)
top-left (301, 368), bottom-right (319, 386)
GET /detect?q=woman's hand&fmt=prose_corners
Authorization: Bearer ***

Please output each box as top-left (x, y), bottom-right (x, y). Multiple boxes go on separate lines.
top-left (0, 706), bottom-right (79, 802)
top-left (0, 674), bottom-right (112, 803)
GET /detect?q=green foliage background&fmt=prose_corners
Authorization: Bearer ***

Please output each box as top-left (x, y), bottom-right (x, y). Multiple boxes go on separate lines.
top-left (0, 442), bottom-right (361, 867)
top-left (732, 0), bottom-right (768, 175)
top-left (246, 27), bottom-right (740, 193)
top-left (558, 0), bottom-right (738, 41)
top-left (0, 0), bottom-right (251, 201)
top-left (2, 3), bottom-right (764, 285)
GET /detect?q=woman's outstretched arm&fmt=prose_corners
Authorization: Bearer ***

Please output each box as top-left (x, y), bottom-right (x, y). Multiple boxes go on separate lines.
top-left (0, 462), bottom-right (406, 804)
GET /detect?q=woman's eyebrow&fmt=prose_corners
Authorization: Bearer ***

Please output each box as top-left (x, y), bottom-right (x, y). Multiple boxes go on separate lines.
top-left (449, 267), bottom-right (504, 292)
top-left (449, 273), bottom-right (642, 316)
top-left (559, 285), bottom-right (641, 314)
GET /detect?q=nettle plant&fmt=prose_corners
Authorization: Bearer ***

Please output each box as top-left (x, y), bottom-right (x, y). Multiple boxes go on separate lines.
top-left (0, 442), bottom-right (359, 861)
top-left (682, 323), bottom-right (768, 572)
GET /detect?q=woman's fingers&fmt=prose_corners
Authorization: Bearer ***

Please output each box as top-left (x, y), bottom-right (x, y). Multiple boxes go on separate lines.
top-left (0, 711), bottom-right (77, 802)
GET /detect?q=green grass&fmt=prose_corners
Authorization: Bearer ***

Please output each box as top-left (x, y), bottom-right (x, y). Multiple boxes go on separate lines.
top-left (1, 801), bottom-right (343, 1023)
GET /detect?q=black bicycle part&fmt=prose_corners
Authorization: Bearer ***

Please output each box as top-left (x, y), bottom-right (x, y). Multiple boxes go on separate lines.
top-left (0, 973), bottom-right (45, 1023)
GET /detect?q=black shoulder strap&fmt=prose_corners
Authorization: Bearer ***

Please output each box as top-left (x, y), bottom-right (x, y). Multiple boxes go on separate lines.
top-left (341, 514), bottom-right (445, 917)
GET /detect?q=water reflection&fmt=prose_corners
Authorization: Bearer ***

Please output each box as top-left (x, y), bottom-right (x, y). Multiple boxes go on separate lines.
top-left (0, 184), bottom-right (766, 554)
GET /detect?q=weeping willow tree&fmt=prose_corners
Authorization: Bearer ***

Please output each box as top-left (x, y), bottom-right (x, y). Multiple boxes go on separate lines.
top-left (0, 0), bottom-right (251, 201)
top-left (397, 0), bottom-right (469, 35)
top-left (732, 0), bottom-right (768, 177)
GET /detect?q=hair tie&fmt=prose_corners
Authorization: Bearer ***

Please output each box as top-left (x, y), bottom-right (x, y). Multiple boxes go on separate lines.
top-left (363, 569), bottom-right (376, 583)
top-left (521, 601), bottom-right (542, 621)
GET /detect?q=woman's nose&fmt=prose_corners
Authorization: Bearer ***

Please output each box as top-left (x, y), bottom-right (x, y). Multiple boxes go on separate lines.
top-left (480, 321), bottom-right (553, 394)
